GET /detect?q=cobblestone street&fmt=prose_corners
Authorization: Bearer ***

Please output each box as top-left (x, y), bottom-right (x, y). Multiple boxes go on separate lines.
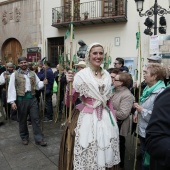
top-left (0, 121), bottom-right (63, 170)
top-left (0, 117), bottom-right (141, 170)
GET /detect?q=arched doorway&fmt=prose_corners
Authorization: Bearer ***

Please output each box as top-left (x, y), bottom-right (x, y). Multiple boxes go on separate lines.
top-left (1, 38), bottom-right (22, 64)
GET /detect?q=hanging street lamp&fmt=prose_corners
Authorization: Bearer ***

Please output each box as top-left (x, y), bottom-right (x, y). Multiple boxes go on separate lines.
top-left (134, 0), bottom-right (170, 35)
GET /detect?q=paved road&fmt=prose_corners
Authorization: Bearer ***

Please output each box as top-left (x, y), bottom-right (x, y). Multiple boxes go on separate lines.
top-left (0, 121), bottom-right (63, 170)
top-left (0, 119), bottom-right (141, 170)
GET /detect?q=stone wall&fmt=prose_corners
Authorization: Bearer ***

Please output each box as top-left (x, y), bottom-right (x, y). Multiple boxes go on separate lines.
top-left (0, 0), bottom-right (42, 57)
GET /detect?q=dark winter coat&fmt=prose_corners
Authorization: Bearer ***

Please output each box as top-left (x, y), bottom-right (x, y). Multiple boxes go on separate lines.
top-left (146, 87), bottom-right (170, 167)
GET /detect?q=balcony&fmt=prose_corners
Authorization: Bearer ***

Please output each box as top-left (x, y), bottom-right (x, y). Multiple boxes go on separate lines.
top-left (52, 0), bottom-right (127, 28)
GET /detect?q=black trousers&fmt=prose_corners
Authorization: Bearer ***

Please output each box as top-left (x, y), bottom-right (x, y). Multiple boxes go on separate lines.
top-left (150, 157), bottom-right (170, 170)
top-left (17, 97), bottom-right (43, 142)
top-left (119, 135), bottom-right (126, 168)
top-left (45, 92), bottom-right (53, 119)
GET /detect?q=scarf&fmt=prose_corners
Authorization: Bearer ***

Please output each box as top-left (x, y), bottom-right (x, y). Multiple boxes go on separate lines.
top-left (140, 80), bottom-right (165, 104)
top-left (167, 82), bottom-right (170, 87)
top-left (73, 67), bottom-right (114, 125)
top-left (18, 68), bottom-right (30, 75)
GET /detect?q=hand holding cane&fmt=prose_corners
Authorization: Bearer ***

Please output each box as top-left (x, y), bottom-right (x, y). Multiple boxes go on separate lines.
top-left (67, 1), bottom-right (74, 169)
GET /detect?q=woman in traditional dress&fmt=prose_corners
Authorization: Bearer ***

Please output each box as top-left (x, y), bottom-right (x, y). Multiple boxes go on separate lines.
top-left (72, 43), bottom-right (120, 169)
top-left (59, 43), bottom-right (120, 170)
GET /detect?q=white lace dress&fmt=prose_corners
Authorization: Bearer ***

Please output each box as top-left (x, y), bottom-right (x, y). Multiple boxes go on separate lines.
top-left (73, 68), bottom-right (120, 170)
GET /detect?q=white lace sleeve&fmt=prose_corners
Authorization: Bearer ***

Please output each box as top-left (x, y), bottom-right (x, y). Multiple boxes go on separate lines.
top-left (73, 73), bottom-right (90, 98)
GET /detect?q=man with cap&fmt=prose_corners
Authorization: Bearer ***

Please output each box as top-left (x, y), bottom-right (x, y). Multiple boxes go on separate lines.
top-left (7, 57), bottom-right (47, 146)
top-left (147, 54), bottom-right (170, 86)
top-left (74, 60), bottom-right (86, 72)
top-left (147, 54), bottom-right (162, 63)
top-left (0, 62), bottom-right (17, 120)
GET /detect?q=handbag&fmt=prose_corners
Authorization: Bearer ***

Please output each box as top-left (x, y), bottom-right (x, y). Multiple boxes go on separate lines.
top-left (143, 151), bottom-right (150, 167)
top-left (53, 80), bottom-right (58, 93)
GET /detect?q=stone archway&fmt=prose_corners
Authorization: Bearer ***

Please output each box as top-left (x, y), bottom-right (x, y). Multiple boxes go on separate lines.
top-left (1, 38), bottom-right (22, 64)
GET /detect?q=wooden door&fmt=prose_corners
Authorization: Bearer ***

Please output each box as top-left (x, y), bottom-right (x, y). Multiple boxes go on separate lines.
top-left (2, 38), bottom-right (22, 65)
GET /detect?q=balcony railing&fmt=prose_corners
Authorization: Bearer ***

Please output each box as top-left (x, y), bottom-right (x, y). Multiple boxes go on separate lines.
top-left (52, 0), bottom-right (127, 28)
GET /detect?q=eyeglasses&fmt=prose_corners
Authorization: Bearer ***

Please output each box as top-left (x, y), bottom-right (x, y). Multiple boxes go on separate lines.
top-left (114, 62), bottom-right (119, 65)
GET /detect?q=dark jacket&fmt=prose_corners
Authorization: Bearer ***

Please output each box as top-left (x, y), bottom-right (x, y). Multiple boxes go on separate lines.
top-left (120, 66), bottom-right (129, 73)
top-left (38, 68), bottom-right (54, 93)
top-left (58, 72), bottom-right (67, 98)
top-left (146, 87), bottom-right (170, 167)
top-left (0, 66), bottom-right (6, 91)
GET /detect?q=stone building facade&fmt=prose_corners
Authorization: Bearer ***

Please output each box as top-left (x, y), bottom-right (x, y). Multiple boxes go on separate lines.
top-left (1, 0), bottom-right (170, 68)
top-left (0, 0), bottom-right (41, 64)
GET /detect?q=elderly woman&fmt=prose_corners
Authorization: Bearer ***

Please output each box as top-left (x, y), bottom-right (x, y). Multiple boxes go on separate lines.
top-left (59, 43), bottom-right (120, 170)
top-left (111, 72), bottom-right (135, 170)
top-left (133, 63), bottom-right (166, 170)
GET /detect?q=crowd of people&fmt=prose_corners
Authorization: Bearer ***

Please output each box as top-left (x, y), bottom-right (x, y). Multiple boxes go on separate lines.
top-left (0, 42), bottom-right (170, 170)
top-left (58, 43), bottom-right (170, 170)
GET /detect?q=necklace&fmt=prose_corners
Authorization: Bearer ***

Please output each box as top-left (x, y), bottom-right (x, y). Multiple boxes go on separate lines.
top-left (90, 66), bottom-right (102, 76)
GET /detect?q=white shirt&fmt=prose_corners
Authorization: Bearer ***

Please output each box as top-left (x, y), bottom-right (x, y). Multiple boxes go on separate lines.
top-left (0, 71), bottom-right (13, 85)
top-left (0, 72), bottom-right (6, 85)
top-left (7, 72), bottom-right (44, 103)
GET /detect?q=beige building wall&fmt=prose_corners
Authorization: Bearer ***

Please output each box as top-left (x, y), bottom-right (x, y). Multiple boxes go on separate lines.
top-left (43, 0), bottom-right (170, 65)
top-left (0, 0), bottom-right (170, 65)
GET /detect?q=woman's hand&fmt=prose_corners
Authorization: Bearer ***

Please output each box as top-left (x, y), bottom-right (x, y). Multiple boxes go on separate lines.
top-left (66, 70), bottom-right (74, 83)
top-left (134, 103), bottom-right (143, 112)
